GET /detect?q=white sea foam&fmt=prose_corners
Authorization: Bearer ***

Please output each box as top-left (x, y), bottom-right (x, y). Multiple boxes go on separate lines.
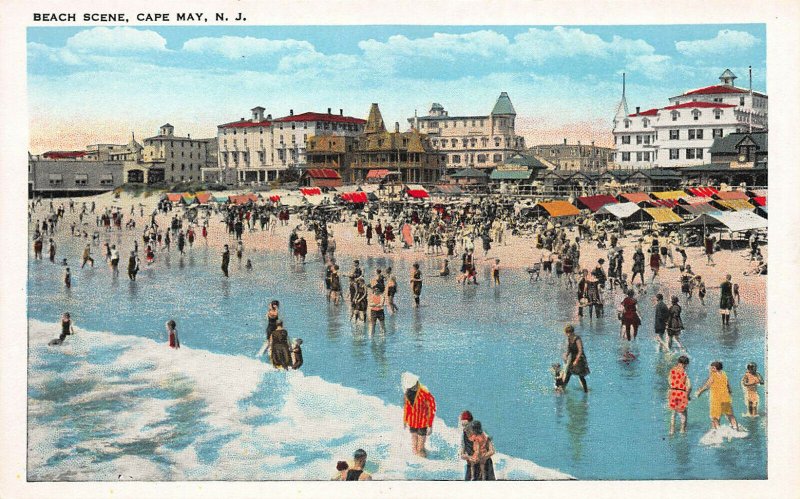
top-left (28, 320), bottom-right (572, 481)
top-left (698, 426), bottom-right (749, 447)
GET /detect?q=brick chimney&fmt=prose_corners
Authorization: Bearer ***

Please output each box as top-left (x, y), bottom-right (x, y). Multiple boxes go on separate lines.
top-left (394, 122), bottom-right (400, 133)
top-left (339, 109), bottom-right (343, 116)
top-left (290, 109), bottom-right (294, 116)
top-left (636, 106), bottom-right (640, 114)
top-left (563, 138), bottom-right (567, 145)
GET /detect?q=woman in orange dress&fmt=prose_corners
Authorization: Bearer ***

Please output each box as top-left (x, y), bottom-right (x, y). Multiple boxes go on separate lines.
top-left (668, 355), bottom-right (691, 434)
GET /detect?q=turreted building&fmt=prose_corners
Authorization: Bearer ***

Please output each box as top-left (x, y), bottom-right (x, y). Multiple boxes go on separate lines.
top-left (352, 103), bottom-right (443, 184)
top-left (408, 92), bottom-right (525, 171)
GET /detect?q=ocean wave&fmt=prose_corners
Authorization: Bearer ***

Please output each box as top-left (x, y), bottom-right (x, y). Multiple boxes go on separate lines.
top-left (27, 320), bottom-right (572, 481)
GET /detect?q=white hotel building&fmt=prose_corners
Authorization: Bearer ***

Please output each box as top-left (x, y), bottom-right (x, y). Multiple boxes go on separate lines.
top-left (408, 92), bottom-right (525, 171)
top-left (612, 69), bottom-right (767, 168)
top-left (209, 107), bottom-right (366, 185)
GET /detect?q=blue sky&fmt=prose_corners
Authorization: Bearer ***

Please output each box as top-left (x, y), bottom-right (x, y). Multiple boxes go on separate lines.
top-left (27, 24), bottom-right (766, 151)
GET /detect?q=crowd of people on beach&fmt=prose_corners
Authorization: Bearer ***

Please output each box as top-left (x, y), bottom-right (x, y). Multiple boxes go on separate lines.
top-left (30, 190), bottom-right (767, 479)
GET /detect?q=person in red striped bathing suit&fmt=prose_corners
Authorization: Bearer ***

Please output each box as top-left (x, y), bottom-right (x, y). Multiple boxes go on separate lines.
top-left (402, 372), bottom-right (437, 458)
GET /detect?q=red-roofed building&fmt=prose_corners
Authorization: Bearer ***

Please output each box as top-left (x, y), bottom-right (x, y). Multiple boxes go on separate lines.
top-left (212, 106), bottom-right (366, 186)
top-left (299, 168), bottom-right (342, 188)
top-left (612, 69), bottom-right (768, 169)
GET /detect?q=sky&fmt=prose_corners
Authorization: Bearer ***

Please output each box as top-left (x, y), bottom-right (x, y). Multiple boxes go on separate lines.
top-left (27, 24), bottom-right (766, 153)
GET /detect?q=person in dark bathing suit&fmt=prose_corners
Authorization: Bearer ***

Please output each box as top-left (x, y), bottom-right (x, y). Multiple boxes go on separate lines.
top-left (221, 244), bottom-right (230, 277)
top-left (562, 325), bottom-right (589, 392)
top-left (345, 449), bottom-right (372, 480)
top-left (270, 320), bottom-right (291, 369)
top-left (49, 312), bottom-right (75, 346)
top-left (410, 263), bottom-right (422, 307)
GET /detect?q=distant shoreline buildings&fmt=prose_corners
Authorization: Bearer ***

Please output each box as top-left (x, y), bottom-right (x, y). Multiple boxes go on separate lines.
top-left (28, 70), bottom-right (769, 197)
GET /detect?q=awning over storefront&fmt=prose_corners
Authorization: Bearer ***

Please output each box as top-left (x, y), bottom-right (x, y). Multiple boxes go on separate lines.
top-left (651, 190), bottom-right (688, 200)
top-left (649, 198), bottom-right (679, 208)
top-left (406, 185), bottom-right (429, 199)
top-left (305, 168), bottom-right (341, 179)
top-left (686, 186), bottom-right (719, 197)
top-left (576, 194), bottom-right (618, 212)
top-left (535, 200), bottom-right (581, 218)
top-left (618, 192), bottom-right (652, 204)
top-left (366, 169), bottom-right (391, 179)
top-left (713, 190), bottom-right (749, 201)
top-left (683, 211), bottom-right (768, 232)
top-left (166, 193), bottom-right (183, 203)
top-left (714, 199), bottom-right (756, 211)
top-left (341, 191), bottom-right (368, 203)
top-left (300, 187), bottom-right (322, 196)
top-left (750, 196), bottom-right (766, 207)
top-left (643, 207), bottom-right (684, 224)
top-left (595, 202), bottom-right (641, 219)
top-left (195, 192), bottom-right (213, 204)
top-left (674, 202), bottom-right (716, 216)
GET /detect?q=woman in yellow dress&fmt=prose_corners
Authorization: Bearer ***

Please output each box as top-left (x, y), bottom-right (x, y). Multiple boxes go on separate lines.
top-left (695, 361), bottom-right (739, 431)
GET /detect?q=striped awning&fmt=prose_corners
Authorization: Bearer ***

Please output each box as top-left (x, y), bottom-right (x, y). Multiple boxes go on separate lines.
top-left (714, 190), bottom-right (749, 201)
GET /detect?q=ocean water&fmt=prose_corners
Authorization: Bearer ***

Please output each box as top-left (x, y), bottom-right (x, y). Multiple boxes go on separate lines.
top-left (27, 232), bottom-right (767, 480)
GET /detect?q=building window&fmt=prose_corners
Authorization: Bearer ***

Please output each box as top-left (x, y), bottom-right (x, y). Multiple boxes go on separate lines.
top-left (451, 139), bottom-right (457, 147)
top-left (622, 136), bottom-right (630, 145)
top-left (643, 135), bottom-right (651, 145)
top-left (462, 138), bottom-right (469, 148)
top-left (671, 111), bottom-right (679, 121)
top-left (696, 129), bottom-right (704, 139)
top-left (688, 129), bottom-right (696, 140)
top-left (621, 152), bottom-right (630, 162)
top-left (100, 175), bottom-right (113, 186)
top-left (714, 110), bottom-right (722, 120)
top-left (669, 149), bottom-right (679, 160)
top-left (740, 96), bottom-right (745, 106)
top-left (668, 130), bottom-right (678, 140)
top-left (686, 148), bottom-right (695, 159)
top-left (712, 128), bottom-right (723, 138)
top-left (642, 119), bottom-right (649, 128)
top-left (477, 154), bottom-right (487, 163)
top-left (624, 120), bottom-right (630, 129)
top-left (696, 148), bottom-right (704, 159)
top-left (693, 111), bottom-right (700, 121)
top-left (643, 152), bottom-right (651, 161)
top-left (493, 153), bottom-right (502, 162)
top-left (636, 135), bottom-right (643, 145)
top-left (452, 155), bottom-right (461, 164)
top-left (636, 152), bottom-right (642, 162)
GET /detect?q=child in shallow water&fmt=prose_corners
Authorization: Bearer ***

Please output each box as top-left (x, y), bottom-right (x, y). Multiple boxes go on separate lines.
top-left (741, 363), bottom-right (764, 417)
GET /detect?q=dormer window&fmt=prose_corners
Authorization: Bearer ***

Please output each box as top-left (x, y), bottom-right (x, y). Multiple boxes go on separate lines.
top-left (671, 111), bottom-right (679, 122)
top-left (624, 119), bottom-right (630, 129)
top-left (642, 119), bottom-right (649, 128)
top-left (714, 110), bottom-right (722, 120)
top-left (692, 110), bottom-right (701, 121)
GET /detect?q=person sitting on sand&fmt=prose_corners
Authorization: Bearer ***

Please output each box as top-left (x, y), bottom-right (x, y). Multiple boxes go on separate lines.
top-left (290, 338), bottom-right (303, 370)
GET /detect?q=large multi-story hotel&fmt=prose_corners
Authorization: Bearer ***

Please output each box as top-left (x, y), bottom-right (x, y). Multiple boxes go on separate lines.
top-left (210, 107), bottom-right (366, 185)
top-left (408, 92), bottom-right (525, 171)
top-left (612, 69), bottom-right (767, 168)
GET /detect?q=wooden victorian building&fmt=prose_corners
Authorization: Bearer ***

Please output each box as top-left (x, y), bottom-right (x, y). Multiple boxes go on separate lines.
top-left (351, 103), bottom-right (443, 184)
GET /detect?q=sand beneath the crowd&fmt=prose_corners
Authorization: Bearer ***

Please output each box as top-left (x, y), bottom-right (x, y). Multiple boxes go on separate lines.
top-left (32, 189), bottom-right (766, 307)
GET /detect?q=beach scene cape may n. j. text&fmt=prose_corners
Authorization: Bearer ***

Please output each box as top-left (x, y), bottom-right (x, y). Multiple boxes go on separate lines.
top-left (25, 24), bottom-right (768, 481)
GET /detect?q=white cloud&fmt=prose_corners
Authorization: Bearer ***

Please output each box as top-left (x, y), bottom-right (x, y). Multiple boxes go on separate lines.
top-left (66, 27), bottom-right (168, 53)
top-left (182, 36), bottom-right (314, 59)
top-left (358, 30), bottom-right (509, 62)
top-left (675, 30), bottom-right (760, 58)
top-left (28, 42), bottom-right (85, 65)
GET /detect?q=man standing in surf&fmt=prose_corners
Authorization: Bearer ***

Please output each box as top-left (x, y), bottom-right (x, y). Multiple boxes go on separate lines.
top-left (402, 372), bottom-right (436, 458)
